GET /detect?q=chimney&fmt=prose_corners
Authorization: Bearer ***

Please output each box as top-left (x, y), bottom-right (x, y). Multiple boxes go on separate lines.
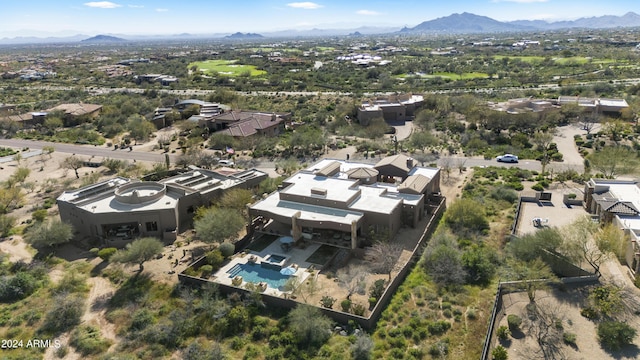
top-left (271, 113), bottom-right (276, 121)
top-left (406, 157), bottom-right (414, 169)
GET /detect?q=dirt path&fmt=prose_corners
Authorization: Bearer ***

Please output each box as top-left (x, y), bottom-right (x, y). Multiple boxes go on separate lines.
top-left (0, 236), bottom-right (34, 263)
top-left (43, 276), bottom-right (118, 360)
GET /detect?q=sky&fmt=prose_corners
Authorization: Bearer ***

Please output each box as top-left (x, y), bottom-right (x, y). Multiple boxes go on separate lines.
top-left (1, 0), bottom-right (639, 37)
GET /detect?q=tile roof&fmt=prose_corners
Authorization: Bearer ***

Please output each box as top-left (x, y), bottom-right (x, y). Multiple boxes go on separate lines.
top-left (374, 154), bottom-right (412, 173)
top-left (398, 174), bottom-right (431, 195)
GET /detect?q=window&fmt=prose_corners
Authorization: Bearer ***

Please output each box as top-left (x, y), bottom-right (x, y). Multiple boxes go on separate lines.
top-left (146, 221), bottom-right (158, 232)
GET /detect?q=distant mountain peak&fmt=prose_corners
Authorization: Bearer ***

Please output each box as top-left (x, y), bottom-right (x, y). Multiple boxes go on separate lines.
top-left (224, 32), bottom-right (264, 39)
top-left (81, 34), bottom-right (126, 42)
top-left (404, 11), bottom-right (640, 34)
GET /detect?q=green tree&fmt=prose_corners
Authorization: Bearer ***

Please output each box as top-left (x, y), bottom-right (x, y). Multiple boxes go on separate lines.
top-left (208, 132), bottom-right (237, 151)
top-left (103, 158), bottom-right (126, 174)
top-left (289, 304), bottom-right (333, 348)
top-left (560, 216), bottom-right (604, 275)
top-left (351, 332), bottom-right (373, 360)
top-left (10, 167), bottom-right (31, 185)
top-left (462, 244), bottom-right (498, 286)
top-left (444, 198), bottom-right (489, 234)
top-left (588, 146), bottom-right (640, 178)
top-left (0, 214), bottom-right (16, 237)
top-left (111, 237), bottom-right (164, 272)
top-left (25, 219), bottom-right (73, 248)
top-left (194, 207), bottom-right (244, 244)
top-left (220, 188), bottom-right (253, 215)
top-left (533, 131), bottom-right (554, 175)
top-left (508, 227), bottom-right (563, 262)
top-left (409, 130), bottom-right (438, 151)
top-left (126, 115), bottom-right (156, 143)
top-left (62, 155), bottom-right (84, 179)
top-left (0, 187), bottom-right (24, 213)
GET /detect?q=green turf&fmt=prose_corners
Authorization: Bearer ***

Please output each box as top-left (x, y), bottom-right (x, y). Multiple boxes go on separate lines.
top-left (189, 59), bottom-right (266, 77)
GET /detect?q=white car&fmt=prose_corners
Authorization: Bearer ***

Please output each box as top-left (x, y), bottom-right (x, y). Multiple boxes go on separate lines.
top-left (496, 154), bottom-right (518, 163)
top-left (218, 159), bottom-right (235, 166)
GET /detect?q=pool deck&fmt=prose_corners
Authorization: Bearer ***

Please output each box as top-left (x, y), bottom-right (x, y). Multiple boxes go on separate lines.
top-left (214, 238), bottom-right (321, 297)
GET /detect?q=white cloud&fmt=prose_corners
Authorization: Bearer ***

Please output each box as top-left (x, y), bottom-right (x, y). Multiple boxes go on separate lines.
top-left (356, 10), bottom-right (381, 16)
top-left (128, 4), bottom-right (144, 8)
top-left (156, 8), bottom-right (169, 12)
top-left (287, 2), bottom-right (323, 9)
top-left (84, 1), bottom-right (122, 8)
top-left (491, 0), bottom-right (548, 3)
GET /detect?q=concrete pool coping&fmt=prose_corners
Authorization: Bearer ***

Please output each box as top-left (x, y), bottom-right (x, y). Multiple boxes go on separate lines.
top-left (214, 239), bottom-right (322, 297)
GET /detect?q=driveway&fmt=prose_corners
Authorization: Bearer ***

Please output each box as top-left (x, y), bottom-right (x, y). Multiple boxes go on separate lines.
top-left (551, 123), bottom-right (589, 173)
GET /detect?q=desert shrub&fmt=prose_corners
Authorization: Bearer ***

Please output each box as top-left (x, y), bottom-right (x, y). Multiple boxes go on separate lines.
top-left (54, 272), bottom-right (88, 294)
top-left (429, 339), bottom-right (449, 357)
top-left (427, 320), bottom-right (451, 335)
top-left (497, 325), bottom-right (511, 341)
top-left (490, 186), bottom-right (519, 203)
top-left (0, 271), bottom-right (42, 302)
top-left (598, 321), bottom-right (637, 351)
top-left (320, 295), bottom-right (336, 309)
top-left (580, 306), bottom-right (599, 320)
top-left (98, 247), bottom-right (117, 261)
top-left (351, 333), bottom-right (373, 360)
top-left (466, 308), bottom-right (477, 320)
top-left (130, 308), bottom-right (156, 331)
top-left (41, 293), bottom-right (85, 334)
top-left (352, 303), bottom-right (366, 316)
top-left (218, 242), bottom-right (235, 258)
top-left (531, 183), bottom-right (544, 191)
top-left (492, 345), bottom-right (508, 360)
top-left (369, 279), bottom-right (386, 299)
top-left (507, 314), bottom-right (522, 331)
top-left (199, 265), bottom-right (213, 277)
top-left (70, 325), bottom-right (112, 355)
top-left (563, 332), bottom-right (577, 346)
top-left (206, 250), bottom-right (224, 269)
top-left (341, 299), bottom-right (352, 312)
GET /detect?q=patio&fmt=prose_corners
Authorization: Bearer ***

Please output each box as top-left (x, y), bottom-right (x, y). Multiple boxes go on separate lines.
top-left (214, 236), bottom-right (322, 297)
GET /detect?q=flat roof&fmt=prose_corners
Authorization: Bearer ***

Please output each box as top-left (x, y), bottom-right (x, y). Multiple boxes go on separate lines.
top-left (282, 172), bottom-right (360, 203)
top-left (161, 169), bottom-right (243, 193)
top-left (251, 196), bottom-right (363, 226)
top-left (77, 186), bottom-right (180, 214)
top-left (409, 166), bottom-right (440, 179)
top-left (349, 186), bottom-right (404, 214)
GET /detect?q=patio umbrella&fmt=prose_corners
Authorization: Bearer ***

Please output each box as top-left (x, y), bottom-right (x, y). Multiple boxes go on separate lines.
top-left (279, 236), bottom-right (294, 244)
top-left (280, 266), bottom-right (297, 276)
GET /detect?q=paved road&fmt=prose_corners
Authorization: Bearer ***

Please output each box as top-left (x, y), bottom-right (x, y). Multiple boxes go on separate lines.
top-left (0, 138), bottom-right (584, 175)
top-left (0, 139), bottom-right (178, 164)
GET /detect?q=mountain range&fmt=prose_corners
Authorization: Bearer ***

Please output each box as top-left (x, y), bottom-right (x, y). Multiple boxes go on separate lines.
top-left (1, 12), bottom-right (640, 45)
top-left (402, 11), bottom-right (640, 34)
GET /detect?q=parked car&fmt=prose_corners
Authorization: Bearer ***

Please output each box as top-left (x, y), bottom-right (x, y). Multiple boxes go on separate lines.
top-left (218, 159), bottom-right (235, 166)
top-left (496, 154), bottom-right (518, 163)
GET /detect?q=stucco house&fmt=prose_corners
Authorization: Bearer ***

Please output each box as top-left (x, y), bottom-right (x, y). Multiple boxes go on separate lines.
top-left (583, 178), bottom-right (640, 274)
top-left (248, 155), bottom-right (440, 249)
top-left (57, 167), bottom-right (267, 244)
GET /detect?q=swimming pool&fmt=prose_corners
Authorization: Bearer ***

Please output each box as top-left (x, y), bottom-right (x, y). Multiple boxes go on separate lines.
top-left (227, 262), bottom-right (292, 289)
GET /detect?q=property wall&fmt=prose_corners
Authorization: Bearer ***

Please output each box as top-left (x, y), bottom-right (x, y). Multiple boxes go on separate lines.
top-left (179, 196), bottom-right (447, 330)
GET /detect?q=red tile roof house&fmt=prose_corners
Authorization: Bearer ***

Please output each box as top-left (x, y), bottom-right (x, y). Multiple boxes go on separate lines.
top-left (203, 111), bottom-right (290, 138)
